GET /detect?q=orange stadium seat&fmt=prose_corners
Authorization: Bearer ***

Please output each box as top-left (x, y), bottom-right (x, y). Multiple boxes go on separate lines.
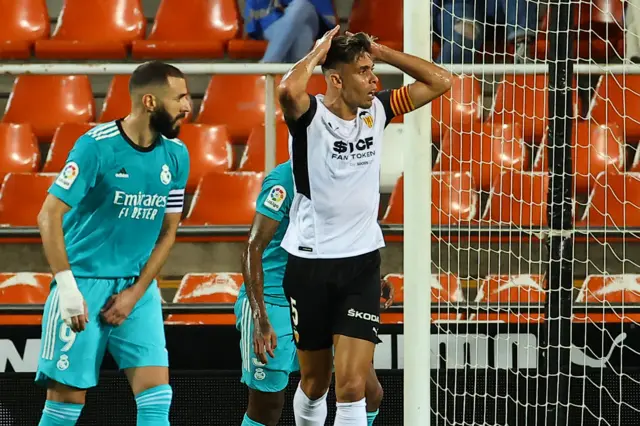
top-left (590, 75), bottom-right (640, 143)
top-left (43, 123), bottom-right (95, 173)
top-left (0, 124), bottom-right (40, 175)
top-left (2, 75), bottom-right (95, 143)
top-left (182, 172), bottom-right (264, 226)
top-left (474, 274), bottom-right (546, 323)
top-left (0, 173), bottom-right (56, 227)
top-left (227, 39), bottom-right (268, 60)
top-left (238, 121), bottom-right (290, 172)
top-left (178, 124), bottom-right (233, 193)
top-left (434, 122), bottom-right (528, 191)
top-left (165, 272), bottom-right (242, 325)
top-left (431, 75), bottom-right (482, 142)
top-left (35, 0), bottom-right (145, 59)
top-left (577, 173), bottom-right (640, 228)
top-left (349, 0), bottom-right (403, 51)
top-left (196, 75), bottom-right (282, 144)
top-left (533, 120), bottom-right (625, 194)
top-left (0, 0), bottom-right (50, 59)
top-left (99, 75), bottom-right (131, 123)
top-left (488, 75), bottom-right (579, 144)
top-left (575, 275), bottom-right (640, 323)
top-left (132, 0), bottom-right (240, 59)
top-left (483, 172), bottom-right (550, 226)
top-left (0, 273), bottom-right (51, 325)
top-left (380, 273), bottom-right (465, 324)
top-left (381, 172), bottom-right (478, 225)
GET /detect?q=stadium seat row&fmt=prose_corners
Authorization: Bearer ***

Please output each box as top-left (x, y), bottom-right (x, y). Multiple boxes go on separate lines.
top-left (1, 272), bottom-right (637, 325)
top-left (3, 73), bottom-right (640, 147)
top-left (1, 170), bottom-right (640, 228)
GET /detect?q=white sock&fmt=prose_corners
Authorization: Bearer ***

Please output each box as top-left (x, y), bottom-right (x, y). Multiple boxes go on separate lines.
top-left (334, 398), bottom-right (367, 426)
top-left (293, 382), bottom-right (328, 426)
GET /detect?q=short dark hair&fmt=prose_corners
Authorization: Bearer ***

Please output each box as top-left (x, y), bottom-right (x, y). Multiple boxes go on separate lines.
top-left (129, 61), bottom-right (185, 92)
top-left (321, 33), bottom-right (372, 72)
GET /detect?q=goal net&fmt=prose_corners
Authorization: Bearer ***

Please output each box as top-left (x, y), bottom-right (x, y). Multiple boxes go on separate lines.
top-left (389, 0), bottom-right (640, 424)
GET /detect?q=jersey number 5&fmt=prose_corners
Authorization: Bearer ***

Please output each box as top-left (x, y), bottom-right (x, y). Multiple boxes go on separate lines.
top-left (290, 297), bottom-right (299, 327)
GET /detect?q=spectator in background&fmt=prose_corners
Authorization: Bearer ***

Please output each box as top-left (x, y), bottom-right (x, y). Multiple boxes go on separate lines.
top-left (245, 0), bottom-right (336, 63)
top-left (433, 0), bottom-right (540, 63)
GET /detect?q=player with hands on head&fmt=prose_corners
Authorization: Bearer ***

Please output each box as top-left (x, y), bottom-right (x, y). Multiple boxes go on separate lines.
top-left (277, 26), bottom-right (452, 426)
top-left (236, 160), bottom-right (395, 426)
top-left (35, 60), bottom-right (191, 426)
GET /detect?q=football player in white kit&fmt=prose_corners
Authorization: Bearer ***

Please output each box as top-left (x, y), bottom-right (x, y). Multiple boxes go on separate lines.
top-left (276, 26), bottom-right (453, 426)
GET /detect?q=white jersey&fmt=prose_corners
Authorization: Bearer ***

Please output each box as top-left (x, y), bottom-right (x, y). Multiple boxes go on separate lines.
top-left (281, 91), bottom-right (398, 259)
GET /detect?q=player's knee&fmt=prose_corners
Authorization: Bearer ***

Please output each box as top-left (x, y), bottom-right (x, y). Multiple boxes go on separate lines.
top-left (335, 372), bottom-right (367, 403)
top-left (135, 384), bottom-right (172, 426)
top-left (46, 382), bottom-right (87, 405)
top-left (365, 380), bottom-right (383, 412)
top-left (300, 374), bottom-right (332, 400)
top-left (247, 389), bottom-right (285, 426)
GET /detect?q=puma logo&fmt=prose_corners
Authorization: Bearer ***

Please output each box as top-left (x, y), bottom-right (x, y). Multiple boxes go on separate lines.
top-left (570, 333), bottom-right (627, 368)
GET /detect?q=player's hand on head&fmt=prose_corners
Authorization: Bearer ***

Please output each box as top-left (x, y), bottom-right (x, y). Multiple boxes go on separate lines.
top-left (314, 25), bottom-right (340, 64)
top-left (253, 317), bottom-right (278, 365)
top-left (100, 286), bottom-right (139, 327)
top-left (380, 277), bottom-right (395, 310)
top-left (345, 31), bottom-right (383, 60)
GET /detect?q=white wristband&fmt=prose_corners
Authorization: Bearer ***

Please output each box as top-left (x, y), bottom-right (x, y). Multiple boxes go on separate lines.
top-left (55, 270), bottom-right (78, 293)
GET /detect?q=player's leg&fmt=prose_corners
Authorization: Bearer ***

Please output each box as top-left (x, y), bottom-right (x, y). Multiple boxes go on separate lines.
top-left (108, 280), bottom-right (171, 426)
top-left (35, 279), bottom-right (112, 426)
top-left (332, 250), bottom-right (383, 426)
top-left (364, 365), bottom-right (383, 426)
top-left (282, 254), bottom-right (334, 426)
top-left (235, 298), bottom-right (298, 426)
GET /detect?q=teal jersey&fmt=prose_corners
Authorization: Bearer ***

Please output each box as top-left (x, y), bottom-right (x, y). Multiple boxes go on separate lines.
top-left (48, 120), bottom-right (190, 278)
top-left (238, 161), bottom-right (293, 306)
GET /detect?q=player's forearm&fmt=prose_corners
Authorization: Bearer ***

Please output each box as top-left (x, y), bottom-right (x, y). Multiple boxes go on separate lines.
top-left (38, 211), bottom-right (71, 275)
top-left (377, 45), bottom-right (452, 94)
top-left (278, 47), bottom-right (324, 101)
top-left (241, 246), bottom-right (268, 319)
top-left (131, 230), bottom-right (176, 298)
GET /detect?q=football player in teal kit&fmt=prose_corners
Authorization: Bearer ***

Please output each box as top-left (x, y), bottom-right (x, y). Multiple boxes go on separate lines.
top-left (35, 61), bottom-right (191, 426)
top-left (236, 160), bottom-right (393, 426)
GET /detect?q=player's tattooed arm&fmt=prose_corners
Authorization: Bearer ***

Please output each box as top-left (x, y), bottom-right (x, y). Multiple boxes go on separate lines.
top-left (364, 33), bottom-right (453, 109)
top-left (242, 212), bottom-right (280, 363)
top-left (277, 25), bottom-right (340, 121)
top-left (101, 213), bottom-right (180, 326)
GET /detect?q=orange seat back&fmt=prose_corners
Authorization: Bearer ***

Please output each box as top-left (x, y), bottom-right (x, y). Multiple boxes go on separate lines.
top-left (349, 0), bottom-right (402, 47)
top-left (0, 272), bottom-right (52, 325)
top-left (475, 274), bottom-right (546, 323)
top-left (577, 173), bottom-right (640, 228)
top-left (238, 121), bottom-right (291, 172)
top-left (0, 173), bottom-right (57, 226)
top-left (0, 123), bottom-right (40, 174)
top-left (196, 75), bottom-right (282, 144)
top-left (183, 172), bottom-right (264, 226)
top-left (2, 75), bottom-right (95, 142)
top-left (432, 75), bottom-right (482, 142)
top-left (382, 172), bottom-right (478, 225)
top-left (44, 123), bottom-right (95, 172)
top-left (166, 272), bottom-right (242, 325)
top-left (178, 124), bottom-right (232, 193)
top-left (148, 0), bottom-right (240, 42)
top-left (437, 122), bottom-right (528, 191)
top-left (534, 120), bottom-right (624, 193)
top-left (52, 0), bottom-right (145, 42)
top-left (99, 75), bottom-right (131, 123)
top-left (590, 75), bottom-right (640, 142)
top-left (484, 172), bottom-right (550, 226)
top-left (0, 0), bottom-right (50, 42)
top-left (575, 275), bottom-right (640, 323)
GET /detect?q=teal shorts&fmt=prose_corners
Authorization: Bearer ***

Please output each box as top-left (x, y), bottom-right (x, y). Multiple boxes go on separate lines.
top-left (35, 277), bottom-right (168, 390)
top-left (234, 295), bottom-right (299, 393)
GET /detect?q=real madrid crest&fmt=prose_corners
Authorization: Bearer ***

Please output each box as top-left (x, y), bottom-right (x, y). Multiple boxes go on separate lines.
top-left (359, 111), bottom-right (374, 128)
top-left (160, 164), bottom-right (172, 185)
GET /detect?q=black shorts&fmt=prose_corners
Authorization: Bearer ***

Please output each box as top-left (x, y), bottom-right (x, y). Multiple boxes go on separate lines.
top-left (282, 249), bottom-right (382, 351)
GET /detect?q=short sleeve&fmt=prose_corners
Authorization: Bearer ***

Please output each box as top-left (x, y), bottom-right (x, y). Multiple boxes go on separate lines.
top-left (284, 94), bottom-right (318, 137)
top-left (255, 173), bottom-right (292, 223)
top-left (166, 145), bottom-right (190, 215)
top-left (375, 86), bottom-right (416, 127)
top-left (48, 136), bottom-right (101, 208)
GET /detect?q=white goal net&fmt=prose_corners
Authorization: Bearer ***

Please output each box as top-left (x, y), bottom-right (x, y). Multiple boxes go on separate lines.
top-left (382, 0), bottom-right (640, 424)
